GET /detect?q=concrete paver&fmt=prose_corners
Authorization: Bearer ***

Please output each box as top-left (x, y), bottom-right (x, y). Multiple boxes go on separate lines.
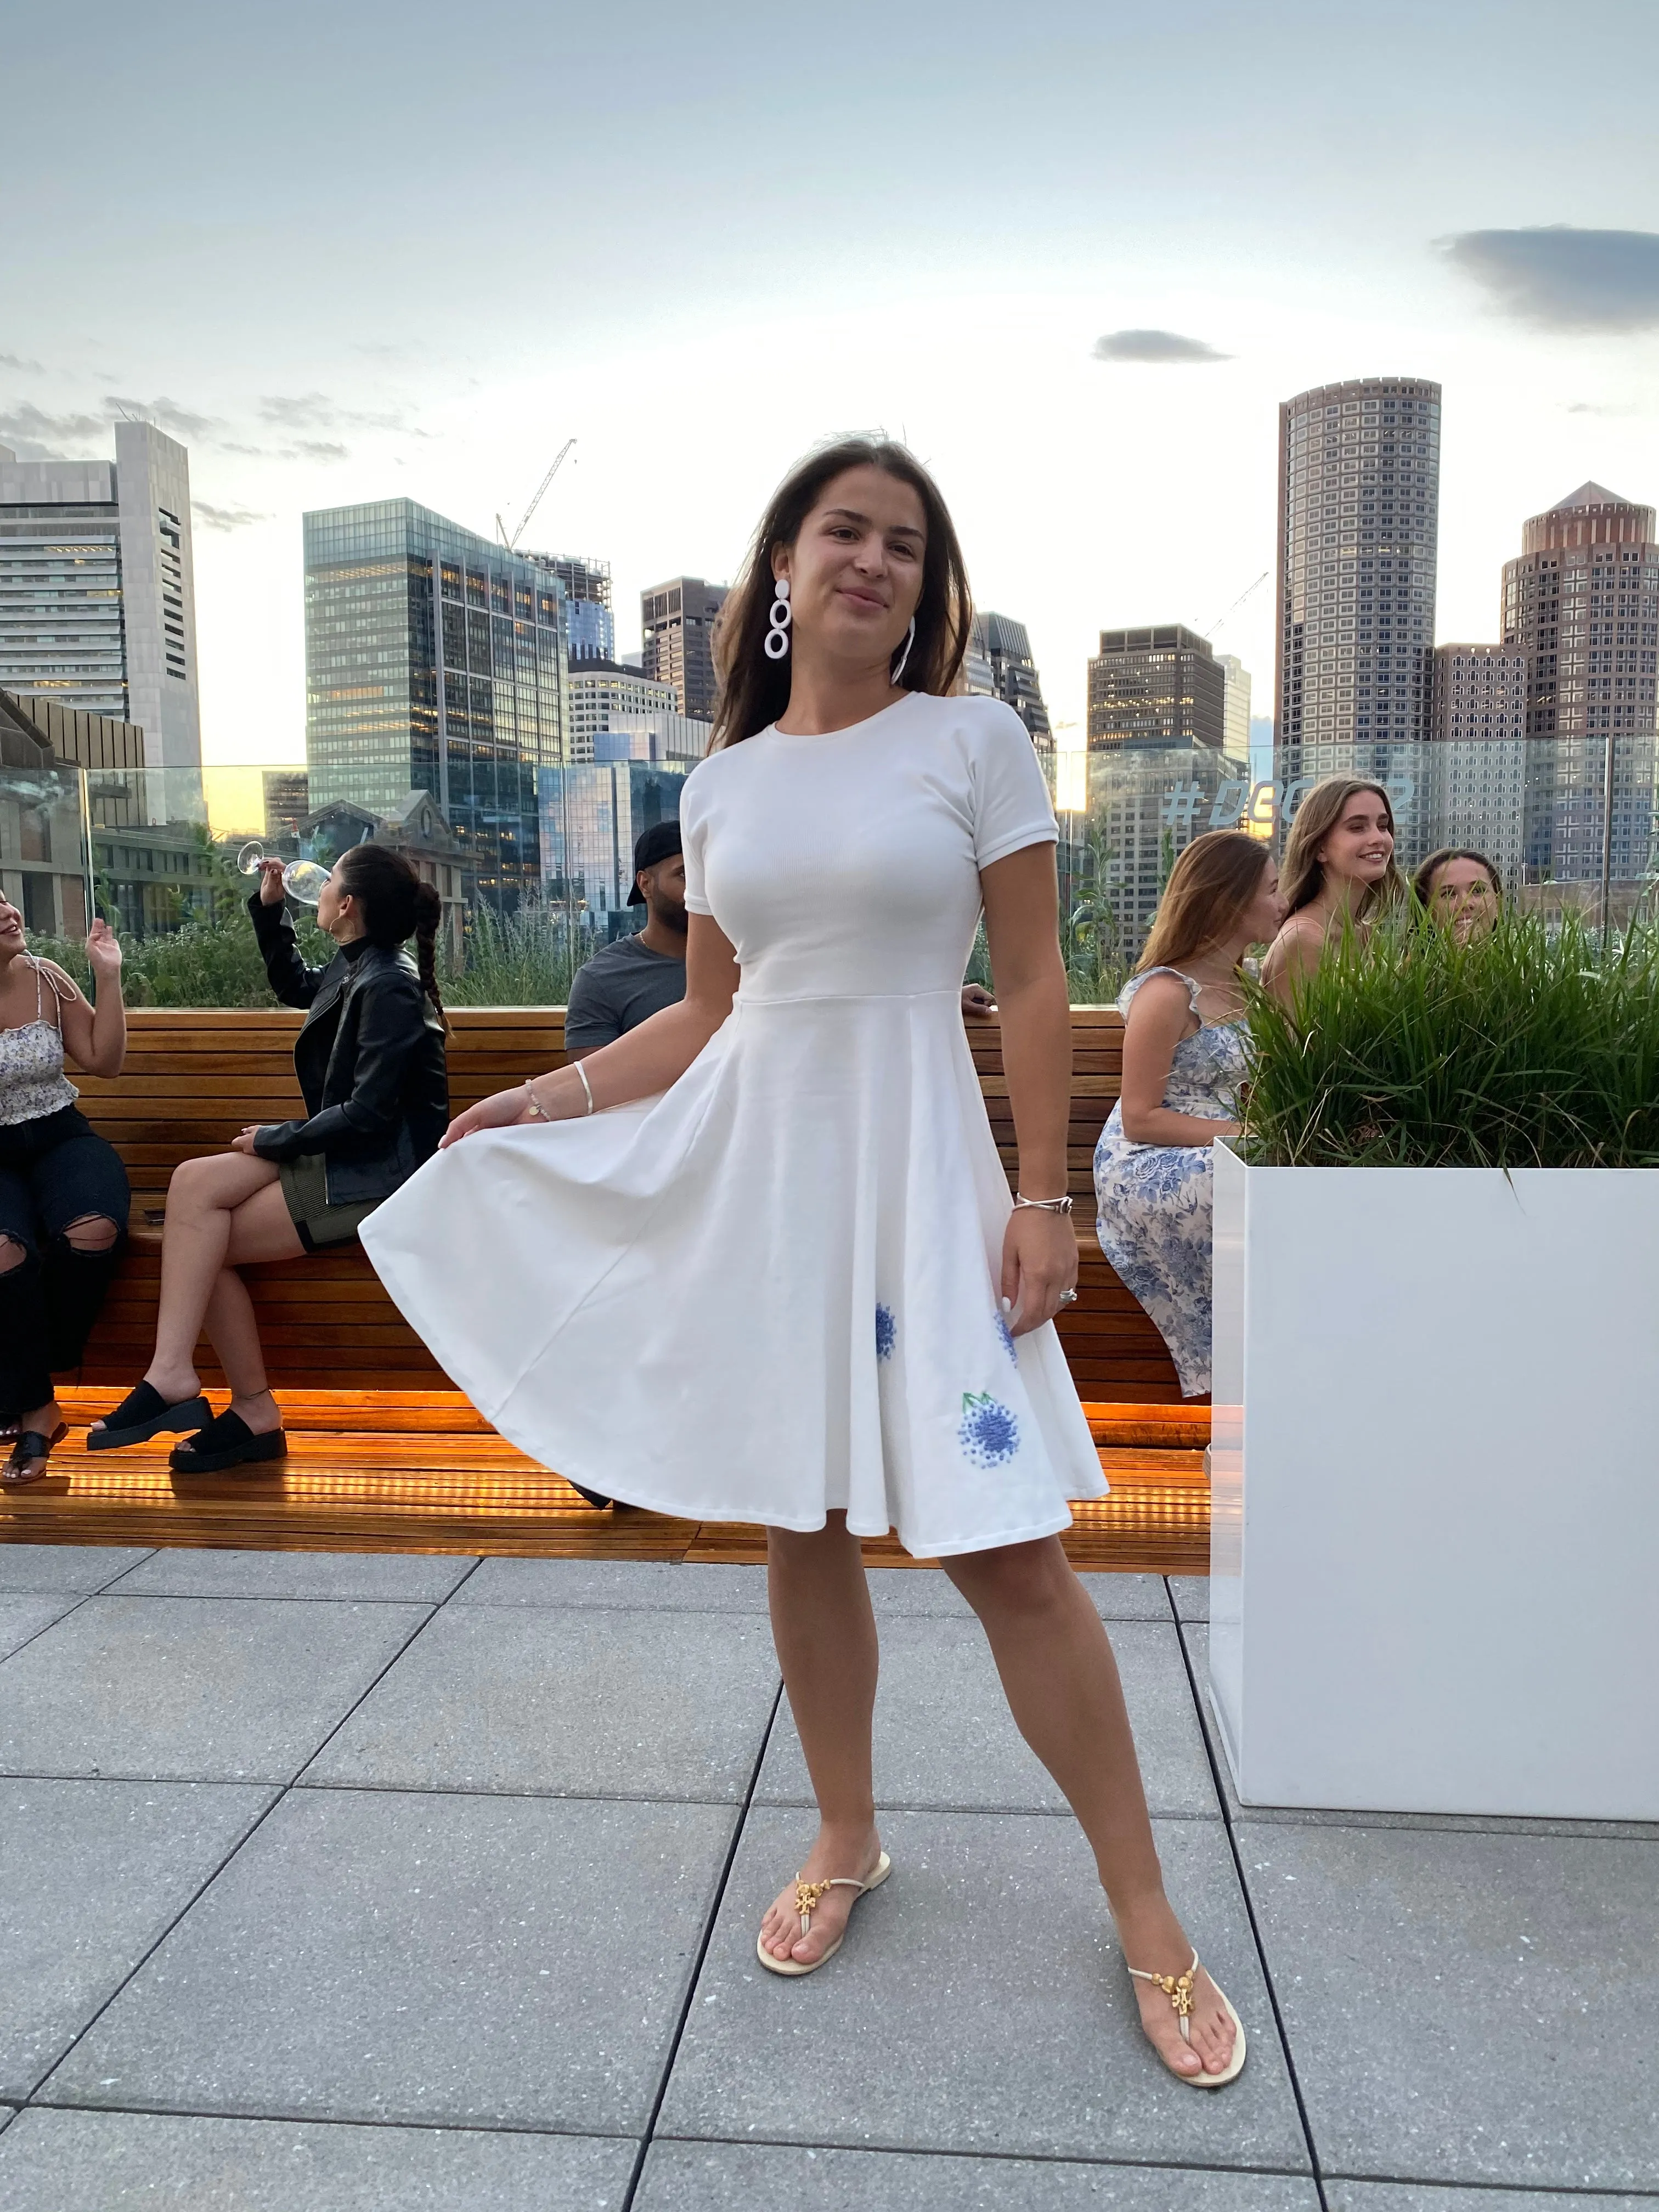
top-left (0, 1545), bottom-right (152, 1594)
top-left (107, 1549), bottom-right (479, 1604)
top-left (0, 1592), bottom-right (82, 1662)
top-left (0, 1596), bottom-right (431, 1784)
top-left (755, 1616), bottom-right (1217, 1818)
top-left (660, 1805), bottom-right (1307, 2172)
top-left (0, 1778), bottom-right (272, 2100)
top-left (44, 1786), bottom-right (735, 2137)
top-left (0, 2106), bottom-right (637, 2210)
top-left (637, 2140), bottom-right (1322, 2208)
top-left (1241, 1820), bottom-right (1659, 2192)
top-left (304, 1604), bottom-right (779, 1800)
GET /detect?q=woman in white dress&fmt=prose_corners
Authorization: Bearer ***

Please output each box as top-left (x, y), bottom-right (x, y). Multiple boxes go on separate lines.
top-left (363, 439), bottom-right (1244, 2086)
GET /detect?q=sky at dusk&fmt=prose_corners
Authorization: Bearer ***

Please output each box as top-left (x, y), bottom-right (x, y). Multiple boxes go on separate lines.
top-left (5, 0), bottom-right (1659, 764)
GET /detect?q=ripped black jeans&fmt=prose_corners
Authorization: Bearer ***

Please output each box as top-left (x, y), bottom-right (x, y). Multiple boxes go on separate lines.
top-left (0, 1105), bottom-right (130, 1417)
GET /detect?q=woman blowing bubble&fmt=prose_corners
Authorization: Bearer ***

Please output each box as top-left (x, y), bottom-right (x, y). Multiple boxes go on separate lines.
top-left (363, 438), bottom-right (1245, 2086)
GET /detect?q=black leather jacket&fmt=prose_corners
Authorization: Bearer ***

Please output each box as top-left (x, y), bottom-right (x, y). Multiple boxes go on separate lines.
top-left (248, 893), bottom-right (449, 1206)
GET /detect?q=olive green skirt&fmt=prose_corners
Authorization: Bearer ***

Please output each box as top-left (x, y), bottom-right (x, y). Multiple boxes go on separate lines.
top-left (278, 1151), bottom-right (382, 1254)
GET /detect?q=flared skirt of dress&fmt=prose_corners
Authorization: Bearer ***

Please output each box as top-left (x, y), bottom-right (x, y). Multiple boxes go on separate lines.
top-left (362, 990), bottom-right (1104, 1556)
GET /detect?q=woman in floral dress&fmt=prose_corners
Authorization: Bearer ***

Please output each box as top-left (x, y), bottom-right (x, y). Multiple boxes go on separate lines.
top-left (1094, 833), bottom-right (1285, 1397)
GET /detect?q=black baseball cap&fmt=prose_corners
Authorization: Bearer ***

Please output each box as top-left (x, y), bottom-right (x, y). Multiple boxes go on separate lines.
top-left (628, 819), bottom-right (684, 903)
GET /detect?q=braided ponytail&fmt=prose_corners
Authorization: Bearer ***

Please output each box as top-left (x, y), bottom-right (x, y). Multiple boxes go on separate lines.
top-left (411, 881), bottom-right (444, 1017)
top-left (335, 843), bottom-right (447, 1018)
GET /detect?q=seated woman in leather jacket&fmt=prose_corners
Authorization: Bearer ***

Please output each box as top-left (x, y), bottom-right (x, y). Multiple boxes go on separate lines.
top-left (91, 843), bottom-right (449, 1472)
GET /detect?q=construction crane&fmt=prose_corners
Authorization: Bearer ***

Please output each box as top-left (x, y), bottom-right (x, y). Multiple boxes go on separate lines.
top-left (1204, 569), bottom-right (1269, 638)
top-left (496, 438), bottom-right (576, 553)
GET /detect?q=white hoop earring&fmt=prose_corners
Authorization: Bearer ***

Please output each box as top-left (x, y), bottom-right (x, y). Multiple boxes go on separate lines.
top-left (891, 616), bottom-right (916, 684)
top-left (764, 577), bottom-right (792, 661)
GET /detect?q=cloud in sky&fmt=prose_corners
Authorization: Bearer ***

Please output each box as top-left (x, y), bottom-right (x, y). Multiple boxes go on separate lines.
top-left (1443, 227), bottom-right (1659, 333)
top-left (259, 391), bottom-right (422, 435)
top-left (194, 499), bottom-right (270, 532)
top-left (0, 353), bottom-right (45, 374)
top-left (1092, 329), bottom-right (1231, 364)
top-left (0, 400), bottom-right (112, 456)
top-left (106, 393), bottom-right (219, 438)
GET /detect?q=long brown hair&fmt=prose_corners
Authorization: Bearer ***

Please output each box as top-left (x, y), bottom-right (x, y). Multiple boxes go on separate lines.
top-left (1138, 831), bottom-right (1272, 973)
top-left (335, 843), bottom-right (445, 1018)
top-left (710, 437), bottom-right (972, 749)
top-left (1280, 777), bottom-right (1406, 916)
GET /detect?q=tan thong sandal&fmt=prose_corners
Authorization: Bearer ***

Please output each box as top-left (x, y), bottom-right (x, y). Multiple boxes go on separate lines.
top-left (756, 1852), bottom-right (892, 1978)
top-left (1127, 1949), bottom-right (1248, 2087)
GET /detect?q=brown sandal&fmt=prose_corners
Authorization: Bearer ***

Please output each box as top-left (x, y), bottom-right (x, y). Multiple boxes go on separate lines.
top-left (2, 1423), bottom-right (70, 1487)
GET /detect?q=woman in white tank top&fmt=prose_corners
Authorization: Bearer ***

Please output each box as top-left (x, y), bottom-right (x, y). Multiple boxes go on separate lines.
top-left (0, 901), bottom-right (129, 1483)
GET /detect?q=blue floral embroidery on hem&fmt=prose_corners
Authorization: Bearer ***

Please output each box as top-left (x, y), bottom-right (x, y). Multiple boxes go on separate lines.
top-left (875, 1304), bottom-right (896, 1362)
top-left (994, 1311), bottom-right (1017, 1364)
top-left (959, 1391), bottom-right (1019, 1467)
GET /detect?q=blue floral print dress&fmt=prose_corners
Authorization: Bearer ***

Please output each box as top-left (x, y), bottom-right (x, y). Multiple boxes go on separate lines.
top-left (1092, 967), bottom-right (1250, 1397)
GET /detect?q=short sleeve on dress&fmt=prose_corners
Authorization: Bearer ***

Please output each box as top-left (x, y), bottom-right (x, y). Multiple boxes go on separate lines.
top-left (966, 699), bottom-right (1059, 871)
top-left (680, 766), bottom-right (714, 916)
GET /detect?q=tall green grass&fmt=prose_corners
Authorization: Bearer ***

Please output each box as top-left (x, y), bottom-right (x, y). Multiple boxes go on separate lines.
top-left (1242, 911), bottom-right (1659, 1169)
top-left (32, 907), bottom-right (336, 1008)
top-left (439, 899), bottom-right (590, 1006)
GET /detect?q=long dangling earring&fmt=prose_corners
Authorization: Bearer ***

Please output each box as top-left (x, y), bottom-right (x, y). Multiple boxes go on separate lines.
top-left (764, 577), bottom-right (792, 660)
top-left (891, 616), bottom-right (917, 684)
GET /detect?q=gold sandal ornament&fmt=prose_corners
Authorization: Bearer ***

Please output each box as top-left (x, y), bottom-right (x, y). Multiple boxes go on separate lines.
top-left (757, 1850), bottom-right (893, 1978)
top-left (1127, 1948), bottom-right (1248, 2087)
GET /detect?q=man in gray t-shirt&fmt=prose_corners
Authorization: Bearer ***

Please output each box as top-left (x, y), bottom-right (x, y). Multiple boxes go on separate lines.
top-left (563, 821), bottom-right (689, 1058)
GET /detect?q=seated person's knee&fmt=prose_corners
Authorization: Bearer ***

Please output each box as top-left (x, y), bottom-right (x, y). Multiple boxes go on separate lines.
top-left (0, 1233), bottom-right (29, 1274)
top-left (63, 1213), bottom-right (120, 1254)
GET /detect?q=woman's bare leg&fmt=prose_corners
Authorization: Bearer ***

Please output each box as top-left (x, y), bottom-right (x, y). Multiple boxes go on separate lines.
top-left (201, 1183), bottom-right (307, 1431)
top-left (757, 1514), bottom-right (884, 1967)
top-left (91, 1156), bottom-right (295, 1430)
top-left (942, 1537), bottom-right (1237, 2080)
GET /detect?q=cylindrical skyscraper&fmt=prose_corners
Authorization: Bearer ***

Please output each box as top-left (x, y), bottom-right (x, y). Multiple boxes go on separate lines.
top-left (1274, 376), bottom-right (1441, 855)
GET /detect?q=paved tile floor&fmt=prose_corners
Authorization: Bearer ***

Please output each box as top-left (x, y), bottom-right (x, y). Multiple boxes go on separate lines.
top-left (0, 1547), bottom-right (1649, 2210)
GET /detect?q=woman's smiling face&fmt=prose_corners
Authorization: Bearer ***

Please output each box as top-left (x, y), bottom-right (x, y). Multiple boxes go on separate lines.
top-left (775, 465), bottom-right (927, 672)
top-left (1317, 789), bottom-right (1394, 888)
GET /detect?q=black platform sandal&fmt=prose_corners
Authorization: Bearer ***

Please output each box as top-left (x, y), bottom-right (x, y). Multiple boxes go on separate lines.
top-left (3, 1423), bottom-right (70, 1487)
top-left (87, 1382), bottom-right (212, 1452)
top-left (169, 1409), bottom-right (288, 1475)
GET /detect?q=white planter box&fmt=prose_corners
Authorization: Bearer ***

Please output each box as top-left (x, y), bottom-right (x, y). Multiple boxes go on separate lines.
top-left (1210, 1143), bottom-right (1659, 1820)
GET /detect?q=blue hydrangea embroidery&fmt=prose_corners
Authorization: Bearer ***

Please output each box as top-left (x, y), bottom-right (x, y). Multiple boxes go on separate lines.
top-left (875, 1304), bottom-right (896, 1362)
top-left (959, 1391), bottom-right (1019, 1468)
top-left (994, 1310), bottom-right (1017, 1364)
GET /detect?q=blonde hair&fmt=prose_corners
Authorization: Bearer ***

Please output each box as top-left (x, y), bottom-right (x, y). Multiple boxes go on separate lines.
top-left (1138, 831), bottom-right (1272, 973)
top-left (1280, 778), bottom-right (1406, 916)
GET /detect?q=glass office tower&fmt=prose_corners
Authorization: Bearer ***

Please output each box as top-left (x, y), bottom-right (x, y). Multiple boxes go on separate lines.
top-left (304, 500), bottom-right (572, 910)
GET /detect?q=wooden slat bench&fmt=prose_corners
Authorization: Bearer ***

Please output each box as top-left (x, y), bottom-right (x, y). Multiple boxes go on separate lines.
top-left (70, 1005), bottom-right (1188, 1403)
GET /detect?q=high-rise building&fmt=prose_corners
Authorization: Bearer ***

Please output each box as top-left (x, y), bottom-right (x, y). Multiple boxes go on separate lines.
top-left (1500, 483), bottom-right (1659, 887)
top-left (533, 556), bottom-right (613, 665)
top-left (303, 498), bottom-right (572, 910)
top-left (0, 420), bottom-right (201, 769)
top-left (963, 612), bottom-right (1053, 753)
top-left (567, 660), bottom-right (681, 762)
top-left (263, 769), bottom-right (311, 838)
top-left (1217, 654), bottom-right (1251, 761)
top-left (1423, 645), bottom-right (1529, 890)
top-left (1087, 625), bottom-right (1225, 751)
top-left (641, 576), bottom-right (727, 721)
top-left (539, 756), bottom-right (692, 936)
top-left (1274, 377), bottom-right (1441, 816)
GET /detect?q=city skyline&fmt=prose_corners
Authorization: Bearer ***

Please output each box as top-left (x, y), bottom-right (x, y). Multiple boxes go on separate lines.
top-left (4, 2), bottom-right (1656, 768)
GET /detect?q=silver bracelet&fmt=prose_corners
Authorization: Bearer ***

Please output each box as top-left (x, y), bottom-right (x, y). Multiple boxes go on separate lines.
top-left (575, 1060), bottom-right (595, 1116)
top-left (1013, 1193), bottom-right (1073, 1214)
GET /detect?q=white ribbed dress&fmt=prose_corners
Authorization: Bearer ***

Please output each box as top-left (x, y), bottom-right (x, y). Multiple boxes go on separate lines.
top-left (361, 692), bottom-right (1105, 1556)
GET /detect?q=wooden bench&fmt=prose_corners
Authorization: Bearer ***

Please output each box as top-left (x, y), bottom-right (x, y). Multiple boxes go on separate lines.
top-left (71, 1006), bottom-right (1187, 1403)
